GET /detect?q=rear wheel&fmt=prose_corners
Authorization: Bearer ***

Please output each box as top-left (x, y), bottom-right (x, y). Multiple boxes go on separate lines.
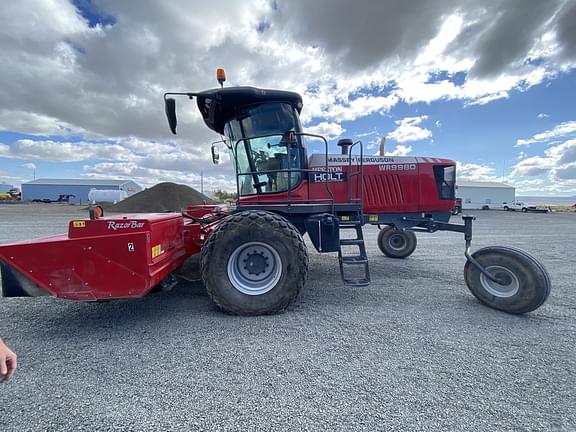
top-left (504, 206), bottom-right (509, 211)
top-left (464, 246), bottom-right (551, 314)
top-left (201, 210), bottom-right (308, 315)
top-left (377, 227), bottom-right (417, 258)
top-left (522, 207), bottom-right (528, 213)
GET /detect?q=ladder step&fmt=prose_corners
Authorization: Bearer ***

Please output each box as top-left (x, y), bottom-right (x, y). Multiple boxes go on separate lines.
top-left (339, 238), bottom-right (364, 246)
top-left (339, 224), bottom-right (361, 229)
top-left (341, 256), bottom-right (368, 265)
top-left (342, 278), bottom-right (370, 287)
top-left (338, 215), bottom-right (370, 286)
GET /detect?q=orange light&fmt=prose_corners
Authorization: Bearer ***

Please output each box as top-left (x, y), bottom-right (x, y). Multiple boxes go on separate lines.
top-left (216, 68), bottom-right (226, 86)
top-left (89, 205), bottom-right (104, 220)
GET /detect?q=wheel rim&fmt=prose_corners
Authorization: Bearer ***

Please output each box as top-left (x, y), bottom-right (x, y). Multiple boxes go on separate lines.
top-left (227, 241), bottom-right (282, 296)
top-left (388, 233), bottom-right (407, 251)
top-left (480, 265), bottom-right (520, 298)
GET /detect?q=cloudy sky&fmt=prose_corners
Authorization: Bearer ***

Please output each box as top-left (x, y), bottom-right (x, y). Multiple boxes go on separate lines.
top-left (1, 0), bottom-right (575, 196)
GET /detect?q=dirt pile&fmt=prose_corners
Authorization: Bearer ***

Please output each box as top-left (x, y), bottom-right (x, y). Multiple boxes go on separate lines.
top-left (106, 182), bottom-right (216, 213)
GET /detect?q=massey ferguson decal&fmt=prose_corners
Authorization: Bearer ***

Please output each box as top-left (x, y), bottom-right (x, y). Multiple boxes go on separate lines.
top-left (107, 221), bottom-right (145, 230)
top-left (308, 154), bottom-right (419, 167)
top-left (307, 154), bottom-right (418, 176)
top-left (327, 156), bottom-right (399, 164)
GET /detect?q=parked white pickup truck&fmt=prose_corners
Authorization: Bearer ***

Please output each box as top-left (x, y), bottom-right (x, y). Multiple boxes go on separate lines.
top-left (502, 201), bottom-right (549, 213)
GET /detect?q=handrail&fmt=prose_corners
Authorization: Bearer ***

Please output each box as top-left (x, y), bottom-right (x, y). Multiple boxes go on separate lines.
top-left (232, 132), bottom-right (335, 208)
top-left (346, 140), bottom-right (364, 209)
top-left (301, 132), bottom-right (335, 213)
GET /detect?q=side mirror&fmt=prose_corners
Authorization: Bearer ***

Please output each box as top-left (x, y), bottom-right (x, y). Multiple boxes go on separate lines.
top-left (165, 98), bottom-right (177, 134)
top-left (211, 144), bottom-right (220, 164)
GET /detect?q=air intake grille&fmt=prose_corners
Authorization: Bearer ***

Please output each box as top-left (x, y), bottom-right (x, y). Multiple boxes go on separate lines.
top-left (363, 174), bottom-right (405, 206)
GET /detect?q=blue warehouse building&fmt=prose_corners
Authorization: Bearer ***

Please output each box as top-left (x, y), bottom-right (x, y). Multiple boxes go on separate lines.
top-left (21, 179), bottom-right (142, 205)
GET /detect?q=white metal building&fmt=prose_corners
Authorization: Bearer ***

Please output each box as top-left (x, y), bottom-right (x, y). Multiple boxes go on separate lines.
top-left (456, 181), bottom-right (515, 209)
top-left (21, 179), bottom-right (142, 205)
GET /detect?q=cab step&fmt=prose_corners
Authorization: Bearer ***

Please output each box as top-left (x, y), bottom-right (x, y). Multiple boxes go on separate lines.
top-left (338, 220), bottom-right (370, 287)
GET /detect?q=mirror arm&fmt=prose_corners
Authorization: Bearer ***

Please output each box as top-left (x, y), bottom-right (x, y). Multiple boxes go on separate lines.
top-left (163, 92), bottom-right (200, 100)
top-left (220, 134), bottom-right (232, 149)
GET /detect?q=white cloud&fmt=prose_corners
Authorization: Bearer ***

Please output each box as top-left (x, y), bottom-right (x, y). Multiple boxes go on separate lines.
top-left (84, 162), bottom-right (236, 192)
top-left (0, 0), bottom-right (89, 47)
top-left (546, 139), bottom-right (576, 165)
top-left (537, 113), bottom-right (549, 119)
top-left (514, 179), bottom-right (545, 187)
top-left (466, 91), bottom-right (510, 106)
top-left (415, 15), bottom-right (464, 66)
top-left (356, 130), bottom-right (380, 138)
top-left (305, 93), bottom-right (399, 124)
top-left (555, 163), bottom-right (576, 181)
top-left (516, 120), bottom-right (576, 146)
top-left (510, 156), bottom-right (553, 177)
top-left (20, 162), bottom-right (37, 170)
top-left (457, 162), bottom-right (497, 181)
top-left (393, 76), bottom-right (461, 105)
top-left (387, 116), bottom-right (432, 143)
top-left (386, 145), bottom-right (413, 156)
top-left (0, 111), bottom-right (85, 136)
top-left (0, 136), bottom-right (230, 178)
top-left (0, 139), bottom-right (136, 162)
top-left (305, 122), bottom-right (345, 140)
top-left (511, 139), bottom-right (576, 181)
top-left (510, 178), bottom-right (549, 194)
top-left (0, 171), bottom-right (31, 187)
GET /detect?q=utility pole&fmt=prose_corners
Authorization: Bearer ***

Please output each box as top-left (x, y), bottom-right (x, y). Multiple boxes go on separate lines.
top-left (200, 170), bottom-right (204, 194)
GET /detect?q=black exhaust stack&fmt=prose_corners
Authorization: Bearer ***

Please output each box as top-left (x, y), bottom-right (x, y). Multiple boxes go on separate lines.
top-left (337, 138), bottom-right (353, 155)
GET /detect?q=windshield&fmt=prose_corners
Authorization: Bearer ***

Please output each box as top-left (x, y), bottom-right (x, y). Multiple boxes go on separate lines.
top-left (224, 103), bottom-right (303, 195)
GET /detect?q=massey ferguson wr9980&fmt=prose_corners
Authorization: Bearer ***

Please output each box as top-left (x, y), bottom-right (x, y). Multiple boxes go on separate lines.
top-left (0, 70), bottom-right (551, 315)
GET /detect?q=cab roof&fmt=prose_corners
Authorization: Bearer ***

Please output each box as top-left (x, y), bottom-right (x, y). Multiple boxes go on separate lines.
top-left (196, 87), bottom-right (303, 135)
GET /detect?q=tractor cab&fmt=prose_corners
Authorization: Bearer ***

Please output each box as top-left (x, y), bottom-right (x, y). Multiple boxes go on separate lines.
top-left (222, 99), bottom-right (305, 196)
top-left (165, 85), bottom-right (309, 198)
top-left (197, 87), bottom-right (307, 197)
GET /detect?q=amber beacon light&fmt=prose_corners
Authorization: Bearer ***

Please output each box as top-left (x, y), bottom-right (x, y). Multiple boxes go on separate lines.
top-left (216, 68), bottom-right (226, 87)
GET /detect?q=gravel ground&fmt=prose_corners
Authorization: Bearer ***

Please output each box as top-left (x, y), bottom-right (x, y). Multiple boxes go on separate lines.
top-left (0, 204), bottom-right (575, 431)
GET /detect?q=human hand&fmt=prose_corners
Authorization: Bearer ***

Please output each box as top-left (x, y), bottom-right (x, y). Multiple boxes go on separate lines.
top-left (0, 338), bottom-right (17, 383)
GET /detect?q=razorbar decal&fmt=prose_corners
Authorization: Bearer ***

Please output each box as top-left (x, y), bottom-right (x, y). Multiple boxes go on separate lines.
top-left (107, 221), bottom-right (145, 230)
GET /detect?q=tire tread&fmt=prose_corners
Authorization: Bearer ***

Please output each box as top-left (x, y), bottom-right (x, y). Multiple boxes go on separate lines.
top-left (200, 210), bottom-right (308, 315)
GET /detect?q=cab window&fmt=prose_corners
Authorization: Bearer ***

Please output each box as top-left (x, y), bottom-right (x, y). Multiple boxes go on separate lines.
top-left (225, 103), bottom-right (303, 195)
